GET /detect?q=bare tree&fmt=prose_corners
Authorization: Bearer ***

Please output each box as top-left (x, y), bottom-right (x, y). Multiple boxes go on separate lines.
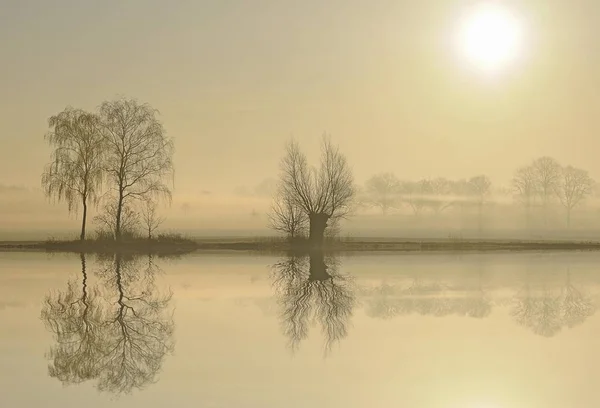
top-left (363, 173), bottom-right (402, 215)
top-left (41, 108), bottom-right (105, 240)
top-left (468, 175), bottom-right (492, 234)
top-left (268, 193), bottom-right (307, 240)
top-left (94, 201), bottom-right (140, 240)
top-left (426, 177), bottom-right (454, 214)
top-left (555, 165), bottom-right (594, 228)
top-left (141, 200), bottom-right (166, 240)
top-left (278, 136), bottom-right (354, 247)
top-left (401, 179), bottom-right (430, 216)
top-left (532, 156), bottom-right (561, 225)
top-left (512, 165), bottom-right (537, 227)
top-left (99, 98), bottom-right (174, 240)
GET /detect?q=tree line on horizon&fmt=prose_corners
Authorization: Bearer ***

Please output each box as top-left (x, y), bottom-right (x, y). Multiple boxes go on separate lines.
top-left (356, 156), bottom-right (594, 228)
top-left (41, 98), bottom-right (174, 241)
top-left (269, 138), bottom-right (596, 243)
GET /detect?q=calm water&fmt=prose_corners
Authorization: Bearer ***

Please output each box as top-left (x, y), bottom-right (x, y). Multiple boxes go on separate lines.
top-left (1, 251), bottom-right (600, 407)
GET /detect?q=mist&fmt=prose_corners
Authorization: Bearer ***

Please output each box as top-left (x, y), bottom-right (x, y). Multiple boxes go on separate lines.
top-left (2, 0), bottom-right (600, 241)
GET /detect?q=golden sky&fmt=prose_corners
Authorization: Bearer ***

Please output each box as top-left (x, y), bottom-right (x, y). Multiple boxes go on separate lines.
top-left (1, 0), bottom-right (600, 194)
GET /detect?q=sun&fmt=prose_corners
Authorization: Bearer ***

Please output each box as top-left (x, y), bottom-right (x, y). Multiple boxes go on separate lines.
top-left (456, 2), bottom-right (524, 73)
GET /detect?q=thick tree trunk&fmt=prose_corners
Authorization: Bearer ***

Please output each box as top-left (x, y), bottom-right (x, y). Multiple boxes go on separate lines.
top-left (80, 199), bottom-right (87, 241)
top-left (308, 212), bottom-right (329, 248)
top-left (308, 251), bottom-right (331, 281)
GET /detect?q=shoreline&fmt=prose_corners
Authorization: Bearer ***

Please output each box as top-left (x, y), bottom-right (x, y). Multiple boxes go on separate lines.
top-left (2, 237), bottom-right (600, 255)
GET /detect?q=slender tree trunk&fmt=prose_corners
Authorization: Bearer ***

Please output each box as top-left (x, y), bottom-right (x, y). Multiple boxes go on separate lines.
top-left (80, 197), bottom-right (87, 241)
top-left (80, 253), bottom-right (87, 293)
top-left (308, 212), bottom-right (329, 248)
top-left (478, 202), bottom-right (483, 236)
top-left (115, 192), bottom-right (124, 241)
top-left (566, 207), bottom-right (571, 229)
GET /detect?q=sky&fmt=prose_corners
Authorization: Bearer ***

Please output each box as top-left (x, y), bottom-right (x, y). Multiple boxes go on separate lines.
top-left (2, 0), bottom-right (600, 195)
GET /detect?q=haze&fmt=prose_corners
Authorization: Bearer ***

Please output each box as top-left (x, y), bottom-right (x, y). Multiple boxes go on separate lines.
top-left (2, 0), bottom-right (600, 238)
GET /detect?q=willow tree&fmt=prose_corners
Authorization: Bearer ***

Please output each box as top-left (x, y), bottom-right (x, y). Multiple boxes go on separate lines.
top-left (99, 98), bottom-right (174, 240)
top-left (278, 136), bottom-right (354, 247)
top-left (41, 108), bottom-right (105, 240)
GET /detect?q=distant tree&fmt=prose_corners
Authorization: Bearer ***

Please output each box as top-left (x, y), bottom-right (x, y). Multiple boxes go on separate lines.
top-left (532, 156), bottom-right (561, 224)
top-left (554, 165), bottom-right (594, 228)
top-left (41, 108), bottom-right (105, 240)
top-left (401, 179), bottom-right (430, 216)
top-left (277, 136), bottom-right (354, 247)
top-left (426, 177), bottom-right (454, 214)
top-left (268, 194), bottom-right (307, 240)
top-left (254, 177), bottom-right (278, 197)
top-left (363, 173), bottom-right (401, 215)
top-left (99, 98), bottom-right (174, 241)
top-left (468, 175), bottom-right (492, 234)
top-left (141, 200), bottom-right (165, 240)
top-left (512, 165), bottom-right (538, 226)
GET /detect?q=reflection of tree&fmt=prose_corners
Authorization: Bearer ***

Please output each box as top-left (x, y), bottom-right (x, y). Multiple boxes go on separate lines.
top-left (42, 253), bottom-right (104, 384)
top-left (364, 279), bottom-right (492, 320)
top-left (511, 271), bottom-right (596, 337)
top-left (271, 252), bottom-right (355, 354)
top-left (41, 253), bottom-right (175, 395)
top-left (562, 273), bottom-right (595, 328)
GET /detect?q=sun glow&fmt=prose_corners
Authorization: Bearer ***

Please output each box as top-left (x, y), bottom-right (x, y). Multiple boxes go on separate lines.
top-left (456, 2), bottom-right (524, 73)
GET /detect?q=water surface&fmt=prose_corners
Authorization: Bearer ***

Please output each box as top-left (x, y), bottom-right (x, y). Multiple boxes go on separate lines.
top-left (1, 251), bottom-right (599, 407)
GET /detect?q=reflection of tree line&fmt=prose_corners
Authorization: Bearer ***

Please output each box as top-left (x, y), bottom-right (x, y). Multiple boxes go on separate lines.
top-left (41, 253), bottom-right (175, 395)
top-left (271, 255), bottom-right (598, 353)
top-left (363, 271), bottom-right (596, 338)
top-left (363, 280), bottom-right (492, 320)
top-left (511, 272), bottom-right (595, 337)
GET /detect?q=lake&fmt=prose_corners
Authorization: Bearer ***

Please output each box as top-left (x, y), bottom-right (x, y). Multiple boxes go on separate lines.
top-left (1, 250), bottom-right (599, 408)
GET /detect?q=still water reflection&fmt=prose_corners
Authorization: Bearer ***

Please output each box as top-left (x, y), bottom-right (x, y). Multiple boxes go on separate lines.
top-left (41, 254), bottom-right (174, 394)
top-left (271, 252), bottom-right (355, 353)
top-left (2, 251), bottom-right (600, 407)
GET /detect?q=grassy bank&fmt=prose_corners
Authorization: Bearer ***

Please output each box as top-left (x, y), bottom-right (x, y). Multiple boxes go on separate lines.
top-left (3, 236), bottom-right (600, 254)
top-left (0, 234), bottom-right (198, 256)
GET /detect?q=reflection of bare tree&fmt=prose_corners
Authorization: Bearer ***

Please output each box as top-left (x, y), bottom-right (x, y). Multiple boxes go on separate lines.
top-left (97, 253), bottom-right (174, 394)
top-left (42, 253), bottom-right (104, 384)
top-left (41, 253), bottom-right (175, 395)
top-left (511, 271), bottom-right (596, 337)
top-left (271, 252), bottom-right (355, 354)
top-left (511, 285), bottom-right (562, 337)
top-left (364, 279), bottom-right (491, 319)
top-left (562, 273), bottom-right (595, 328)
